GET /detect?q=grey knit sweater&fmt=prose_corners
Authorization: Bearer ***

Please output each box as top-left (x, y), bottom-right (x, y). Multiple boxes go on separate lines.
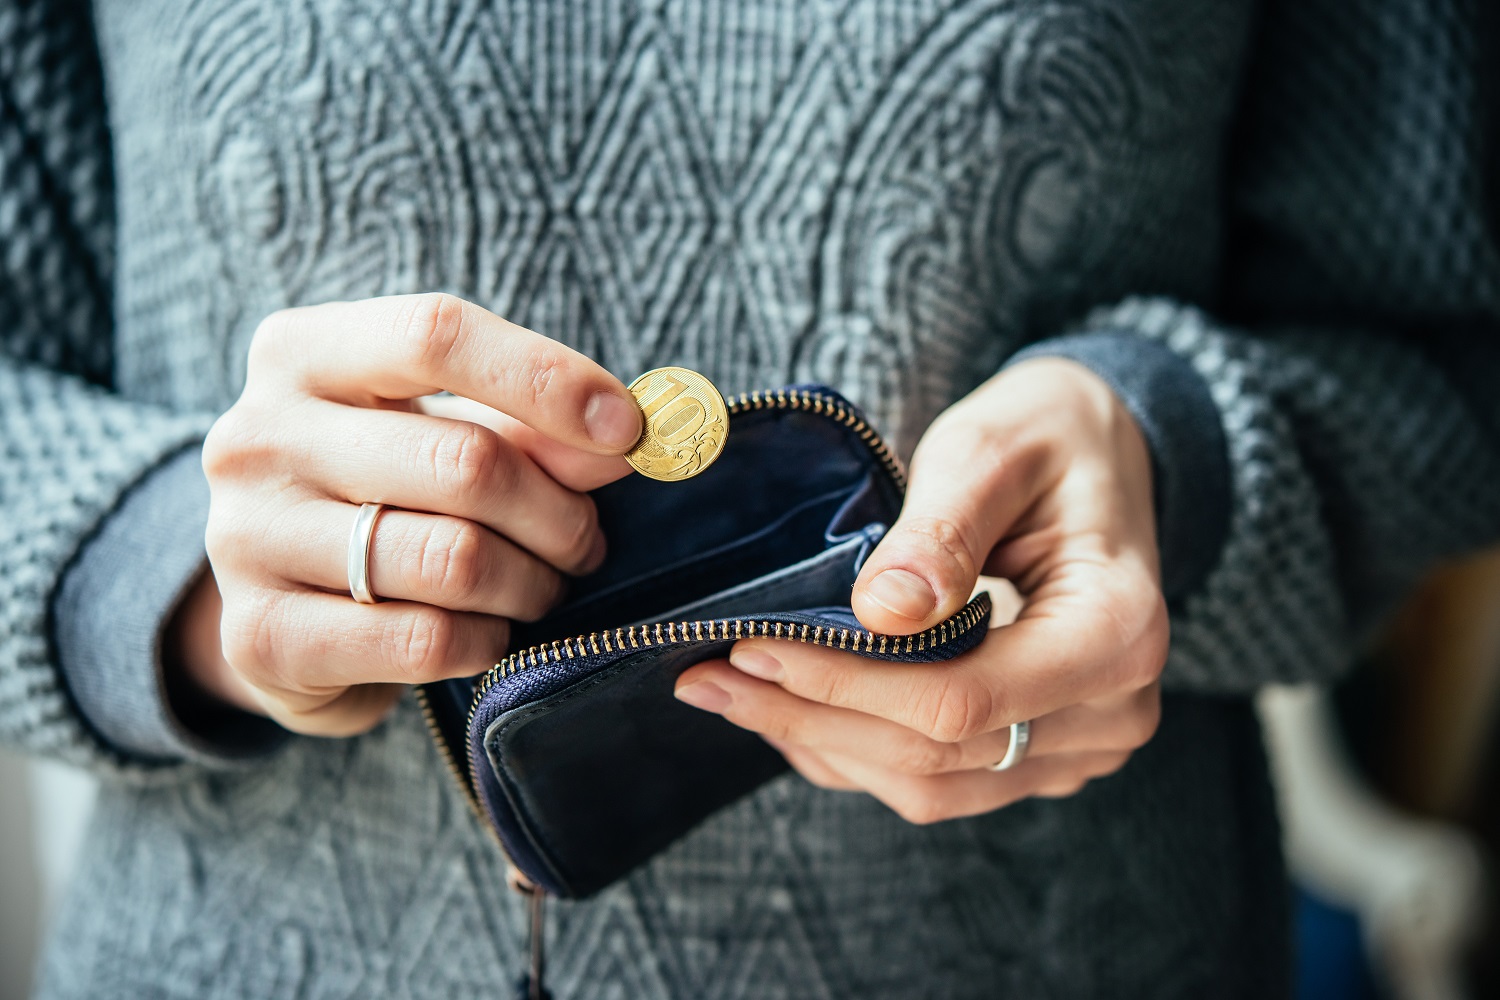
top-left (5, 0), bottom-right (1499, 996)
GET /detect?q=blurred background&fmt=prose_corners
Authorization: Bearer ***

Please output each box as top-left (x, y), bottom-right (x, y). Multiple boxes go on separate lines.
top-left (4, 553), bottom-right (1500, 999)
top-left (1, 755), bottom-right (93, 1000)
top-left (1264, 547), bottom-right (1500, 1000)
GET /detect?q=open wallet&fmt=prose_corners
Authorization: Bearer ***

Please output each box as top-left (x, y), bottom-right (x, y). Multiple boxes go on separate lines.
top-left (415, 385), bottom-right (993, 902)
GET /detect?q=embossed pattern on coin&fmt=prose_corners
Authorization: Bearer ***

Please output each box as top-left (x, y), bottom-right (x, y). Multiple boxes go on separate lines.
top-left (625, 367), bottom-right (729, 482)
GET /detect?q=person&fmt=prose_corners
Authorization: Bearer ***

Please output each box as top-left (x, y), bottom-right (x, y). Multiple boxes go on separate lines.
top-left (3, 0), bottom-right (1497, 996)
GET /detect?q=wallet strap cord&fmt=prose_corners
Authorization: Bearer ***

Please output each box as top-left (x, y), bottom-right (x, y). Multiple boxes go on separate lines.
top-left (514, 883), bottom-right (551, 1000)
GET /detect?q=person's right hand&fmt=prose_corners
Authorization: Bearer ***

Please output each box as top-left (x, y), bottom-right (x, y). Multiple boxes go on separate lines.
top-left (186, 294), bottom-right (642, 737)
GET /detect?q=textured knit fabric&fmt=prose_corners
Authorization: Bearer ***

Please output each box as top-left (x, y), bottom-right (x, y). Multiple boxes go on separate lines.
top-left (0, 0), bottom-right (211, 772)
top-left (1, 0), bottom-right (1496, 996)
top-left (52, 446), bottom-right (289, 764)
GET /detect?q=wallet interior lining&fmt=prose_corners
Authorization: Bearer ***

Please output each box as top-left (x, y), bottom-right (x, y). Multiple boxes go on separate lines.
top-left (516, 483), bottom-right (863, 644)
top-left (640, 528), bottom-right (876, 625)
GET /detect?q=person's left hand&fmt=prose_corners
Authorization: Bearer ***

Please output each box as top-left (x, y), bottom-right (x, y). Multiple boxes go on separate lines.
top-left (673, 358), bottom-right (1169, 823)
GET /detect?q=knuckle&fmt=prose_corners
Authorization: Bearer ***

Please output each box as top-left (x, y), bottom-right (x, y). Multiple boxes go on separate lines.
top-left (914, 674), bottom-right (994, 744)
top-left (1123, 643), bottom-right (1166, 695)
top-left (390, 608), bottom-right (455, 681)
top-left (758, 713), bottom-right (802, 747)
top-left (428, 423), bottom-right (505, 504)
top-left (397, 293), bottom-right (467, 375)
top-left (206, 497), bottom-right (288, 570)
top-left (513, 568), bottom-right (566, 622)
top-left (1050, 778), bottom-right (1088, 797)
top-left (217, 607), bottom-right (256, 673)
top-left (1118, 584), bottom-right (1170, 688)
top-left (802, 660), bottom-right (851, 708)
top-left (1140, 596), bottom-right (1171, 679)
top-left (204, 517), bottom-right (251, 570)
top-left (517, 354), bottom-right (565, 411)
top-left (780, 750), bottom-right (842, 790)
top-left (799, 770), bottom-right (846, 792)
top-left (201, 408), bottom-right (265, 481)
top-left (202, 506), bottom-right (238, 564)
top-left (892, 737), bottom-right (955, 777)
top-left (1125, 689), bottom-right (1162, 749)
top-left (419, 520), bottom-right (487, 602)
top-left (200, 415), bottom-right (235, 480)
top-left (902, 514), bottom-right (980, 581)
top-left (1099, 582), bottom-right (1169, 693)
top-left (219, 588), bottom-right (284, 685)
top-left (245, 309), bottom-right (296, 372)
top-left (891, 792), bottom-right (949, 827)
top-left (558, 499), bottom-right (601, 571)
top-left (1091, 753), bottom-right (1132, 779)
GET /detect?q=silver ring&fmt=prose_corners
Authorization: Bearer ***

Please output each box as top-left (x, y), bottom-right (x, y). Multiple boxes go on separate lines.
top-left (988, 720), bottom-right (1031, 772)
top-left (348, 502), bottom-right (386, 605)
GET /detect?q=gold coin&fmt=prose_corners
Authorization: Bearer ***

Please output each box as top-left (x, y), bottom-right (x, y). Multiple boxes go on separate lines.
top-left (624, 367), bottom-right (729, 482)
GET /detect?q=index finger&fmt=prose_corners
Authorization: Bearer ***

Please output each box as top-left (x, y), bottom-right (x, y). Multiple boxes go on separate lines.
top-left (252, 294), bottom-right (643, 454)
top-left (417, 392), bottom-right (633, 493)
top-left (727, 571), bottom-right (1166, 743)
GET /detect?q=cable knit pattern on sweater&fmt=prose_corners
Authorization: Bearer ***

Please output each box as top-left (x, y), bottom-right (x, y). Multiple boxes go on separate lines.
top-left (3, 0), bottom-right (1497, 995)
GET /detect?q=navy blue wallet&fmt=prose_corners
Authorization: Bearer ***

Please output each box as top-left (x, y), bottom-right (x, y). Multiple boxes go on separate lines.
top-left (418, 386), bottom-right (991, 899)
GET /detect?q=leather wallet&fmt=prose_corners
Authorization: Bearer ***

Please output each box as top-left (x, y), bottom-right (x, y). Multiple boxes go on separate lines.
top-left (417, 386), bottom-right (992, 899)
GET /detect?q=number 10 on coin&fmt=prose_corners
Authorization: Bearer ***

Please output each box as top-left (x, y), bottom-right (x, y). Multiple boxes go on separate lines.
top-left (625, 367), bottom-right (729, 482)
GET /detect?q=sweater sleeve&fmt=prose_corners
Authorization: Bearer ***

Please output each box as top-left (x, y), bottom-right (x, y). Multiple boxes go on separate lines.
top-left (1041, 303), bottom-right (1500, 694)
top-left (1010, 0), bottom-right (1500, 693)
top-left (0, 0), bottom-right (284, 774)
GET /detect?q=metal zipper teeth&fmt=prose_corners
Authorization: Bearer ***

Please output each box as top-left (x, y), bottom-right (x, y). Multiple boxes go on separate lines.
top-left (411, 685), bottom-right (511, 850)
top-left (466, 594), bottom-right (993, 740)
top-left (725, 388), bottom-right (907, 491)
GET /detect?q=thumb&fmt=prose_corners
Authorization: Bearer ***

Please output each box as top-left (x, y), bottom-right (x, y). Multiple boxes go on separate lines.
top-left (852, 420), bottom-right (1044, 634)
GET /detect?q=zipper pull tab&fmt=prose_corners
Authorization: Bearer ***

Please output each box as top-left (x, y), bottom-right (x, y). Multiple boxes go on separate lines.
top-left (510, 870), bottom-right (552, 1000)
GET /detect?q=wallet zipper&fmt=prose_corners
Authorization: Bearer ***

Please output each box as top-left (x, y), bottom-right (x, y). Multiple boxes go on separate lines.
top-left (727, 387), bottom-right (907, 491)
top-left (412, 387), bottom-right (944, 991)
top-left (474, 600), bottom-right (993, 694)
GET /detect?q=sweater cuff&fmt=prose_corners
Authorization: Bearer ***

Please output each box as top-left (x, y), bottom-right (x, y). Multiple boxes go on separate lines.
top-left (1007, 331), bottom-right (1232, 602)
top-left (51, 444), bottom-right (288, 765)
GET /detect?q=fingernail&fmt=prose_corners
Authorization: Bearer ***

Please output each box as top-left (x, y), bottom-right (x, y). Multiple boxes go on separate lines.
top-left (864, 569), bottom-right (937, 621)
top-left (675, 680), bottom-right (731, 713)
top-left (729, 646), bottom-right (783, 682)
top-left (584, 391), bottom-right (643, 451)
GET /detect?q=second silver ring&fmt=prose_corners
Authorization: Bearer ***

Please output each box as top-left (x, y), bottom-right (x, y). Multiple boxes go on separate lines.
top-left (988, 719), bottom-right (1032, 772)
top-left (348, 502), bottom-right (386, 605)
